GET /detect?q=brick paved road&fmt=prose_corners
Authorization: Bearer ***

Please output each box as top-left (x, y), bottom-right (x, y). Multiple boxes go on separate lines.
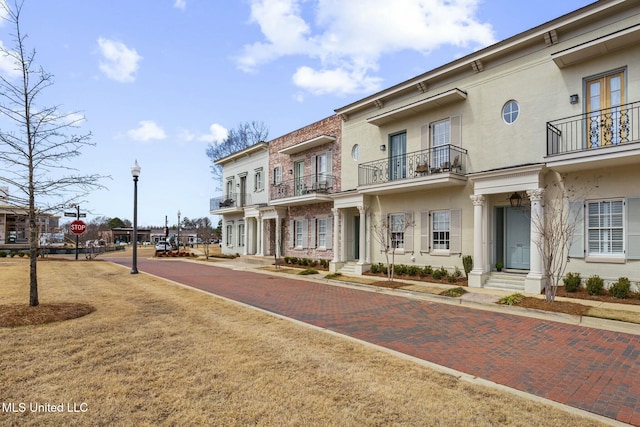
top-left (109, 257), bottom-right (640, 425)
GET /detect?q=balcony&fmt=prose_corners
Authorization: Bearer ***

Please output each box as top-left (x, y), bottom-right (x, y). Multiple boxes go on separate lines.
top-left (209, 193), bottom-right (252, 214)
top-left (358, 145), bottom-right (467, 194)
top-left (546, 101), bottom-right (640, 172)
top-left (270, 174), bottom-right (335, 206)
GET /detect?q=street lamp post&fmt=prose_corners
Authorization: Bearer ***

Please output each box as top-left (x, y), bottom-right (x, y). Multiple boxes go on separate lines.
top-left (131, 160), bottom-right (141, 274)
top-left (177, 209), bottom-right (181, 251)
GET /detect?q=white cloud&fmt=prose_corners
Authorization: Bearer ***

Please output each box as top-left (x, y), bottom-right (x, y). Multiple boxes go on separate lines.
top-left (197, 123), bottom-right (228, 143)
top-left (173, 0), bottom-right (186, 10)
top-left (0, 41), bottom-right (21, 79)
top-left (127, 120), bottom-right (166, 142)
top-left (237, 0), bottom-right (496, 95)
top-left (97, 37), bottom-right (142, 83)
top-left (0, 0), bottom-right (8, 24)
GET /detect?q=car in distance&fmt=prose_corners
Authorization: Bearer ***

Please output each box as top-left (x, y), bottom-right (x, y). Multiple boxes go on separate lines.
top-left (155, 241), bottom-right (172, 252)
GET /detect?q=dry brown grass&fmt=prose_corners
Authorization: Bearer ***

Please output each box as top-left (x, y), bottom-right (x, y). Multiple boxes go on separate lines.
top-left (0, 257), bottom-right (606, 426)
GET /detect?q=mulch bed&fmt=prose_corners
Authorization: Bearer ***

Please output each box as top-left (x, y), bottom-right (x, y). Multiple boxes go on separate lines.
top-left (0, 303), bottom-right (96, 328)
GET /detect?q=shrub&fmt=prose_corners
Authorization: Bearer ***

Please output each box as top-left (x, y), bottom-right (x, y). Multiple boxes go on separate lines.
top-left (499, 293), bottom-right (524, 305)
top-left (462, 255), bottom-right (473, 277)
top-left (585, 275), bottom-right (604, 296)
top-left (394, 264), bottom-right (407, 276)
top-left (379, 264), bottom-right (388, 275)
top-left (432, 266), bottom-right (448, 280)
top-left (440, 287), bottom-right (467, 298)
top-left (299, 268), bottom-right (318, 275)
top-left (447, 273), bottom-right (456, 283)
top-left (609, 277), bottom-right (631, 299)
top-left (284, 257), bottom-right (291, 264)
top-left (9, 251), bottom-right (16, 258)
top-left (0, 251), bottom-right (6, 257)
top-left (324, 273), bottom-right (342, 280)
top-left (18, 251), bottom-right (26, 257)
top-left (421, 265), bottom-right (433, 277)
top-left (453, 266), bottom-right (462, 278)
top-left (406, 266), bottom-right (421, 277)
top-left (563, 272), bottom-right (582, 292)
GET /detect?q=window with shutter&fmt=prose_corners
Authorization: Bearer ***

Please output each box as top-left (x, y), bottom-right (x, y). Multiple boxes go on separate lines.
top-left (626, 198), bottom-right (640, 259)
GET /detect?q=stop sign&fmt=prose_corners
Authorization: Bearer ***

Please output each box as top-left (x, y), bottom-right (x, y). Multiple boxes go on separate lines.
top-left (70, 220), bottom-right (87, 235)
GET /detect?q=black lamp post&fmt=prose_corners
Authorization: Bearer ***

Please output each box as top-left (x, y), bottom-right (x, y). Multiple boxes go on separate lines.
top-left (177, 209), bottom-right (181, 251)
top-left (131, 160), bottom-right (141, 274)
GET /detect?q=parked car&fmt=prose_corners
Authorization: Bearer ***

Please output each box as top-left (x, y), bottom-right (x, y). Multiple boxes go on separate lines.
top-left (155, 241), bottom-right (172, 252)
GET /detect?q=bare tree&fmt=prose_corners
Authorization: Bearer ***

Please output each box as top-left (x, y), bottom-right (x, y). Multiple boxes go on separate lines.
top-left (0, 1), bottom-right (105, 306)
top-left (371, 213), bottom-right (414, 282)
top-left (205, 121), bottom-right (269, 190)
top-left (532, 172), bottom-right (596, 303)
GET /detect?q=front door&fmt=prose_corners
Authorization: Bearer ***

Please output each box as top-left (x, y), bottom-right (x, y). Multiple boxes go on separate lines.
top-left (353, 216), bottom-right (360, 260)
top-left (505, 207), bottom-right (530, 270)
top-left (586, 71), bottom-right (625, 148)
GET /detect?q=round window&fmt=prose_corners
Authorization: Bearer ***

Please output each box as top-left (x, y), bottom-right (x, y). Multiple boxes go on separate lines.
top-left (502, 100), bottom-right (519, 124)
top-left (351, 144), bottom-right (360, 161)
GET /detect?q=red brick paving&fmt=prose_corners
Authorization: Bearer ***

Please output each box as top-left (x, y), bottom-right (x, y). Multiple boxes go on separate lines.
top-left (108, 257), bottom-right (640, 425)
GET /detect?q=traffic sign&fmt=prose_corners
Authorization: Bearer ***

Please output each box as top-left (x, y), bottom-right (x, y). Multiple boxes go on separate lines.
top-left (70, 220), bottom-right (87, 235)
top-left (64, 212), bottom-right (76, 217)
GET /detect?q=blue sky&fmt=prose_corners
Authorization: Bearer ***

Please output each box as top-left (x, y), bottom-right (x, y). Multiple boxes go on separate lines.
top-left (0, 0), bottom-right (594, 227)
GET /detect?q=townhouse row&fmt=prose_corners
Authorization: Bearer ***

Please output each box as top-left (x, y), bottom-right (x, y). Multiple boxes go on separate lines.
top-left (211, 0), bottom-right (640, 293)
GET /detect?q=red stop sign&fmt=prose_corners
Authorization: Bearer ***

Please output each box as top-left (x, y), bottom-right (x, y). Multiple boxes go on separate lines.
top-left (70, 220), bottom-right (87, 235)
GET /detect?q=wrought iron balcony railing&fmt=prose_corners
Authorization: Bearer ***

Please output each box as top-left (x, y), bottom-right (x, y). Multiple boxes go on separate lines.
top-left (209, 192), bottom-right (252, 211)
top-left (547, 101), bottom-right (640, 156)
top-left (358, 144), bottom-right (467, 187)
top-left (270, 174), bottom-right (335, 200)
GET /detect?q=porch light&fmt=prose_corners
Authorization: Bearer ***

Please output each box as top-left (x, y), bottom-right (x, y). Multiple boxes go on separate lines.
top-left (509, 192), bottom-right (523, 208)
top-left (569, 94), bottom-right (579, 104)
top-left (379, 144), bottom-right (386, 151)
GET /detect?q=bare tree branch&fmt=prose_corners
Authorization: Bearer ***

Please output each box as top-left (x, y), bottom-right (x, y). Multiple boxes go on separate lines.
top-left (0, 0), bottom-right (107, 306)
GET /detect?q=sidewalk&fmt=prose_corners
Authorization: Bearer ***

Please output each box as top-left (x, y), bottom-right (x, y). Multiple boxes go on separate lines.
top-left (107, 254), bottom-right (640, 426)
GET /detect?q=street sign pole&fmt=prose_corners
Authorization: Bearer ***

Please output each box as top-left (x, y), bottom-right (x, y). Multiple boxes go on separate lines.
top-left (75, 205), bottom-right (80, 260)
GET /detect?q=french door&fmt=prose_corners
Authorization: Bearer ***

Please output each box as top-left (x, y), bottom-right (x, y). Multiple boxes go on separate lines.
top-left (587, 71), bottom-right (626, 148)
top-left (294, 160), bottom-right (305, 196)
top-left (389, 132), bottom-right (406, 181)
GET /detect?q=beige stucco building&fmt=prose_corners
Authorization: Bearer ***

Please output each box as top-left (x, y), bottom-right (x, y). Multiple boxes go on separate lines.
top-left (332, 0), bottom-right (640, 292)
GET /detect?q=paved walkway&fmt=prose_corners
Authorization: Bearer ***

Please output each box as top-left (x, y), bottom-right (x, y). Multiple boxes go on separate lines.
top-left (106, 256), bottom-right (640, 426)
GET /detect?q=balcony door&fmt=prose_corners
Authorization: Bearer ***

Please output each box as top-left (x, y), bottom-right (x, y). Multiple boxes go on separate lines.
top-left (431, 119), bottom-right (450, 169)
top-left (389, 132), bottom-right (406, 181)
top-left (587, 71), bottom-right (625, 148)
top-left (294, 160), bottom-right (305, 196)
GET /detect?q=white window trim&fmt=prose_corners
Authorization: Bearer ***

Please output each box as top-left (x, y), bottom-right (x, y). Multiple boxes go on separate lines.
top-left (585, 198), bottom-right (625, 262)
top-left (431, 210), bottom-right (451, 255)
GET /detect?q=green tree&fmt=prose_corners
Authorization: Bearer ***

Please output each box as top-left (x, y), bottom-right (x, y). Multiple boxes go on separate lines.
top-left (108, 217), bottom-right (126, 229)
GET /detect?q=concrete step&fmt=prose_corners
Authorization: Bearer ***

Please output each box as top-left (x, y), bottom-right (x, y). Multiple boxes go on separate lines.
top-left (339, 262), bottom-right (358, 275)
top-left (484, 272), bottom-right (526, 292)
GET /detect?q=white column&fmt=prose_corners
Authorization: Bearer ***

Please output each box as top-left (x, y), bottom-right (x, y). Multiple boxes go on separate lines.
top-left (469, 194), bottom-right (485, 288)
top-left (526, 189), bottom-right (545, 293)
top-left (366, 209), bottom-right (372, 263)
top-left (331, 208), bottom-right (340, 263)
top-left (256, 214), bottom-right (264, 256)
top-left (357, 205), bottom-right (367, 265)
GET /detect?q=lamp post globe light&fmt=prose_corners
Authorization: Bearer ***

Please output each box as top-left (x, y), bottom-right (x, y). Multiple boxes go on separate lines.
top-left (131, 160), bottom-right (141, 274)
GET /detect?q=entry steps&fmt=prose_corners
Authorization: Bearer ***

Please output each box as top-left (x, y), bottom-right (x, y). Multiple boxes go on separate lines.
top-left (483, 271), bottom-right (526, 292)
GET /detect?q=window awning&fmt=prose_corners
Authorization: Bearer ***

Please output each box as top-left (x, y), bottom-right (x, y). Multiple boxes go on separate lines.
top-left (552, 24), bottom-right (640, 69)
top-left (367, 88), bottom-right (467, 126)
top-left (278, 135), bottom-right (336, 155)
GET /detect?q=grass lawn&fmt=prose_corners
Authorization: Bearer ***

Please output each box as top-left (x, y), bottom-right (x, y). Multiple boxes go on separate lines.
top-left (0, 256), bottom-right (607, 426)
